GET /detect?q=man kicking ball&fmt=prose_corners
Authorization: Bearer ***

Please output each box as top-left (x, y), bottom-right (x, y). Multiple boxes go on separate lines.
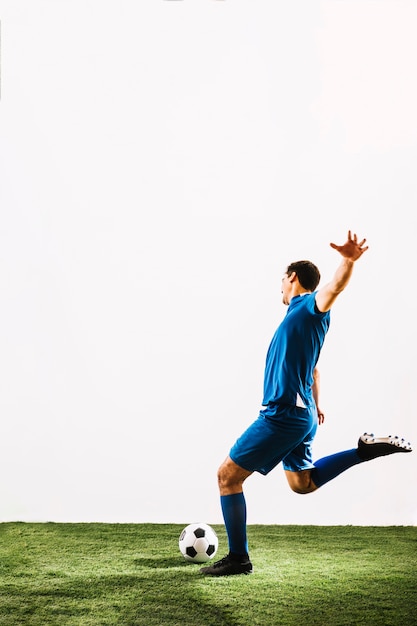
top-left (200, 230), bottom-right (412, 577)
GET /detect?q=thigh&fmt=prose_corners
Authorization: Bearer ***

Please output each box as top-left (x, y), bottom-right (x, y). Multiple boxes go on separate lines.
top-left (229, 408), bottom-right (314, 476)
top-left (282, 416), bottom-right (317, 472)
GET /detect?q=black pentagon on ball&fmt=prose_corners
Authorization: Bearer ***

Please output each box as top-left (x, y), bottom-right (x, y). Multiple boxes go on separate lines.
top-left (193, 527), bottom-right (206, 539)
top-left (186, 546), bottom-right (198, 558)
top-left (206, 544), bottom-right (216, 556)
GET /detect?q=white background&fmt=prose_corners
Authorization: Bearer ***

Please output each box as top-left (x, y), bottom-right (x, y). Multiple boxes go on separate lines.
top-left (0, 0), bottom-right (416, 526)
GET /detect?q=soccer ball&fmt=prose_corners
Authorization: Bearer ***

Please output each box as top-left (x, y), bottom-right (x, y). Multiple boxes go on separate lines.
top-left (179, 523), bottom-right (219, 563)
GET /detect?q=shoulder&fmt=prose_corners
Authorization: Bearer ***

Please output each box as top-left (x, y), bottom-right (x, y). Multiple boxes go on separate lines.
top-left (305, 292), bottom-right (330, 317)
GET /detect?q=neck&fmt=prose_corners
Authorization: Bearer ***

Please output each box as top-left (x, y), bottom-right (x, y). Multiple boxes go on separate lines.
top-left (288, 289), bottom-right (311, 303)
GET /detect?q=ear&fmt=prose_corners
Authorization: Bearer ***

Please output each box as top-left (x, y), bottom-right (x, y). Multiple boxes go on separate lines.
top-left (288, 271), bottom-right (297, 284)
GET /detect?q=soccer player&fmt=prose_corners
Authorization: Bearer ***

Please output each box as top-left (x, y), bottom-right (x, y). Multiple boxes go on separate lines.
top-left (200, 230), bottom-right (412, 577)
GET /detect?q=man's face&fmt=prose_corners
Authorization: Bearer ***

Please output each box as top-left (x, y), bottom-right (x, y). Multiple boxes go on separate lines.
top-left (281, 273), bottom-right (291, 306)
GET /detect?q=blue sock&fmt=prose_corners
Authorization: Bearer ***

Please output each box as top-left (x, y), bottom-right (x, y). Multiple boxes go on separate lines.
top-left (220, 493), bottom-right (249, 558)
top-left (310, 449), bottom-right (363, 488)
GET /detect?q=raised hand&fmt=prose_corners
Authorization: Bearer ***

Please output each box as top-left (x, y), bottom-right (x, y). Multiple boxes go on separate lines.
top-left (330, 230), bottom-right (368, 262)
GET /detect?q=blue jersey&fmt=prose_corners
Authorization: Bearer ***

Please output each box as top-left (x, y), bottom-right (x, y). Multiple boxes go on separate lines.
top-left (262, 292), bottom-right (330, 409)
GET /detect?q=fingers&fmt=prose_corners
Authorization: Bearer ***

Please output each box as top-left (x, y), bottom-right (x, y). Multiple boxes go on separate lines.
top-left (349, 231), bottom-right (367, 248)
top-left (330, 230), bottom-right (369, 254)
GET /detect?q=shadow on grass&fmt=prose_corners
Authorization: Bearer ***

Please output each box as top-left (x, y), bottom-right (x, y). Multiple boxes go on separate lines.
top-left (2, 571), bottom-right (240, 626)
top-left (132, 556), bottom-right (191, 568)
top-left (127, 558), bottom-right (241, 626)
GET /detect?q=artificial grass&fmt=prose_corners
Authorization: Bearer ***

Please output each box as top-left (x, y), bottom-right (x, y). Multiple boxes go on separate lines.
top-left (0, 523), bottom-right (416, 625)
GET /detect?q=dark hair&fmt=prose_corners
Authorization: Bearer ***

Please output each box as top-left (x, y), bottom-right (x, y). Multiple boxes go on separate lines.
top-left (286, 260), bottom-right (321, 291)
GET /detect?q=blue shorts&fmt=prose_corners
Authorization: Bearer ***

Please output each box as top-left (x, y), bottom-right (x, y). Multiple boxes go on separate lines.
top-left (229, 404), bottom-right (317, 475)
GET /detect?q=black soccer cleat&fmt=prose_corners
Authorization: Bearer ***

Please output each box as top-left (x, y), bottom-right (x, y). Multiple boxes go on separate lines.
top-left (199, 553), bottom-right (253, 577)
top-left (357, 433), bottom-right (412, 461)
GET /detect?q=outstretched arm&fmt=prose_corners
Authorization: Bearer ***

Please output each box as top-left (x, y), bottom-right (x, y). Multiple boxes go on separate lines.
top-left (315, 230), bottom-right (368, 313)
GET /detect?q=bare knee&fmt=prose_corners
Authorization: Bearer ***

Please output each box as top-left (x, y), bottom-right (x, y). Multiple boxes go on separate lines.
top-left (285, 469), bottom-right (318, 494)
top-left (217, 462), bottom-right (242, 494)
top-left (217, 457), bottom-right (253, 495)
top-left (217, 465), bottom-right (233, 493)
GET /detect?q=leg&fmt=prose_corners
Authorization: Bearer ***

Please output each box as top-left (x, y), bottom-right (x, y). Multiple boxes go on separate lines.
top-left (285, 449), bottom-right (363, 492)
top-left (285, 468), bottom-right (318, 494)
top-left (217, 456), bottom-right (252, 558)
top-left (286, 433), bottom-right (413, 494)
top-left (201, 413), bottom-right (285, 577)
top-left (200, 457), bottom-right (253, 577)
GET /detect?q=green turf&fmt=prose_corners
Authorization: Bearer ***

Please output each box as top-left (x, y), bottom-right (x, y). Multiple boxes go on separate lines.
top-left (0, 523), bottom-right (416, 625)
